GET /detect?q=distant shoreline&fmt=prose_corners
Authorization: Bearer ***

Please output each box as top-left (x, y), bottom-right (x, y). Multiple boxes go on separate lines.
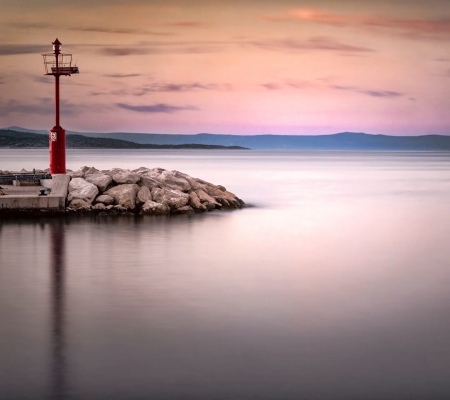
top-left (2, 128), bottom-right (450, 151)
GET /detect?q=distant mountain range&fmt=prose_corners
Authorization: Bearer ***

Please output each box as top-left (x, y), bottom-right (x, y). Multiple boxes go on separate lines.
top-left (3, 126), bottom-right (450, 150)
top-left (0, 129), bottom-right (247, 150)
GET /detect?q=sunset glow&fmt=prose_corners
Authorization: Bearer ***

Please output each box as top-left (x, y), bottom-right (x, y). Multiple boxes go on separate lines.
top-left (1, 0), bottom-right (450, 135)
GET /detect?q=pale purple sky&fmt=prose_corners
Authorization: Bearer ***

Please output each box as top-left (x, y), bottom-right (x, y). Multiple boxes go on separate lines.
top-left (1, 0), bottom-right (450, 135)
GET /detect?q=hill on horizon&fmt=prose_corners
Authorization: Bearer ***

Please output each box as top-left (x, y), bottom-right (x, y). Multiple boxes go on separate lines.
top-left (0, 129), bottom-right (247, 150)
top-left (4, 126), bottom-right (450, 151)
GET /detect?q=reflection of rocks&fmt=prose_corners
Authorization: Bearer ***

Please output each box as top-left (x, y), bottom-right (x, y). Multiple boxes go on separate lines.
top-left (67, 166), bottom-right (245, 215)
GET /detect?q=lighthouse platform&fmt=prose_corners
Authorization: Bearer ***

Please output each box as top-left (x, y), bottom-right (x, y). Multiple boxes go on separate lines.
top-left (0, 175), bottom-right (70, 213)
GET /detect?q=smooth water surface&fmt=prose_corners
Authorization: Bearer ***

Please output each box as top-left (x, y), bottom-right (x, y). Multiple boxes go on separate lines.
top-left (1, 150), bottom-right (450, 400)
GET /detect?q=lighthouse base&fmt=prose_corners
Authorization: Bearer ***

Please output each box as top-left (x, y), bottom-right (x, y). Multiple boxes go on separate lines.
top-left (49, 126), bottom-right (66, 174)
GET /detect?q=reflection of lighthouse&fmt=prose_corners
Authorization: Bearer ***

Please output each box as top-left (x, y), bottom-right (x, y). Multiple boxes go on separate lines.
top-left (50, 220), bottom-right (67, 400)
top-left (42, 39), bottom-right (79, 174)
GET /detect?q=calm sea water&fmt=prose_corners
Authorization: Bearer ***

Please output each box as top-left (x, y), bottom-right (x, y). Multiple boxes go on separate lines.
top-left (1, 149), bottom-right (450, 400)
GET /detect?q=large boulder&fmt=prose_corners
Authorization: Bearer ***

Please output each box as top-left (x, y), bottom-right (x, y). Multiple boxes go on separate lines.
top-left (136, 186), bottom-right (151, 205)
top-left (196, 188), bottom-right (221, 210)
top-left (68, 198), bottom-right (92, 210)
top-left (69, 166), bottom-right (92, 178)
top-left (172, 205), bottom-right (195, 214)
top-left (139, 174), bottom-right (162, 190)
top-left (132, 167), bottom-right (151, 174)
top-left (93, 203), bottom-right (106, 210)
top-left (189, 191), bottom-right (207, 212)
top-left (84, 166), bottom-right (99, 176)
top-left (156, 170), bottom-right (191, 192)
top-left (68, 178), bottom-right (99, 204)
top-left (172, 170), bottom-right (203, 191)
top-left (111, 170), bottom-right (140, 184)
top-left (95, 194), bottom-right (115, 205)
top-left (205, 186), bottom-right (244, 208)
top-left (140, 200), bottom-right (170, 215)
top-left (85, 173), bottom-right (112, 193)
top-left (151, 187), bottom-right (189, 210)
top-left (104, 184), bottom-right (140, 209)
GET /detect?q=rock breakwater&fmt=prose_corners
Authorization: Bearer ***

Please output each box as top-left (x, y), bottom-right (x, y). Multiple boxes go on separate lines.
top-left (66, 166), bottom-right (245, 215)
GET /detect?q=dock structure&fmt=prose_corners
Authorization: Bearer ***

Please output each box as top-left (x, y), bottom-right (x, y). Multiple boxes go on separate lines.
top-left (0, 175), bottom-right (70, 213)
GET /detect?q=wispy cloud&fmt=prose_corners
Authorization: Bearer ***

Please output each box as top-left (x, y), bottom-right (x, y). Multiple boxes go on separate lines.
top-left (1, 98), bottom-right (106, 117)
top-left (8, 22), bottom-right (51, 29)
top-left (99, 42), bottom-right (226, 56)
top-left (0, 44), bottom-right (49, 56)
top-left (116, 103), bottom-right (198, 113)
top-left (331, 85), bottom-right (403, 98)
top-left (70, 26), bottom-right (175, 36)
top-left (261, 83), bottom-right (282, 91)
top-left (161, 21), bottom-right (204, 28)
top-left (250, 36), bottom-right (374, 53)
top-left (1, 99), bottom-right (54, 116)
top-left (260, 80), bottom-right (404, 99)
top-left (262, 8), bottom-right (450, 40)
top-left (100, 47), bottom-right (153, 56)
top-left (90, 81), bottom-right (230, 97)
top-left (104, 73), bottom-right (142, 78)
top-left (134, 82), bottom-right (231, 95)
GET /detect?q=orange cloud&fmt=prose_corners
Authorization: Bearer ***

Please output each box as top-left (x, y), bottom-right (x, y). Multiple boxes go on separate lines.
top-left (161, 21), bottom-right (204, 28)
top-left (263, 8), bottom-right (450, 39)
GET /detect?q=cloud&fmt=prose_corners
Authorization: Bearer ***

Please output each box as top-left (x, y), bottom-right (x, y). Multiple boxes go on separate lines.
top-left (262, 8), bottom-right (450, 40)
top-left (99, 41), bottom-right (227, 56)
top-left (260, 80), bottom-right (404, 99)
top-left (116, 103), bottom-right (198, 113)
top-left (8, 22), bottom-right (51, 29)
top-left (161, 21), bottom-right (204, 28)
top-left (90, 81), bottom-right (231, 97)
top-left (250, 36), bottom-right (374, 53)
top-left (134, 82), bottom-right (230, 95)
top-left (70, 26), bottom-right (175, 36)
top-left (100, 47), bottom-right (154, 56)
top-left (360, 90), bottom-right (403, 98)
top-left (104, 73), bottom-right (142, 78)
top-left (2, 99), bottom-right (54, 116)
top-left (331, 84), bottom-right (403, 98)
top-left (1, 98), bottom-right (105, 117)
top-left (261, 83), bottom-right (282, 90)
top-left (0, 44), bottom-right (49, 56)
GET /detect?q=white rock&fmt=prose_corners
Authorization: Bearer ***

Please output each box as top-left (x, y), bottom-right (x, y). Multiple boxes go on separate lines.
top-left (104, 184), bottom-right (140, 209)
top-left (95, 194), bottom-right (115, 205)
top-left (68, 198), bottom-right (91, 210)
top-left (68, 178), bottom-right (99, 204)
top-left (189, 191), bottom-right (207, 212)
top-left (84, 166), bottom-right (99, 176)
top-left (196, 188), bottom-right (221, 210)
top-left (139, 173), bottom-right (162, 190)
top-left (111, 170), bottom-right (140, 184)
top-left (136, 186), bottom-right (151, 205)
top-left (151, 187), bottom-right (189, 210)
top-left (85, 173), bottom-right (113, 193)
top-left (93, 203), bottom-right (106, 210)
top-left (140, 200), bottom-right (170, 215)
top-left (157, 170), bottom-right (191, 192)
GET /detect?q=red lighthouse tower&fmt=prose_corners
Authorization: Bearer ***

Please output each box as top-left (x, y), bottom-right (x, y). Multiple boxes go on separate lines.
top-left (42, 39), bottom-right (79, 174)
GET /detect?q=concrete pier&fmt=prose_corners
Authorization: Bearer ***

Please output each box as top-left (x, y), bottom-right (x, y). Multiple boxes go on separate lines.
top-left (0, 175), bottom-right (70, 212)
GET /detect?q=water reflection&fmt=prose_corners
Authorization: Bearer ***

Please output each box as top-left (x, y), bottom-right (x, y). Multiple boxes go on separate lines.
top-left (50, 220), bottom-right (67, 400)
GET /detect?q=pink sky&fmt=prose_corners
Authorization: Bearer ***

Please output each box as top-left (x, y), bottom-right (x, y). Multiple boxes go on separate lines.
top-left (1, 0), bottom-right (450, 135)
